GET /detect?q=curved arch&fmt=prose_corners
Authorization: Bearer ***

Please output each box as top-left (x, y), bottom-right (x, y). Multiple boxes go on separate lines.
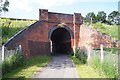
top-left (48, 26), bottom-right (74, 41)
top-left (48, 25), bottom-right (73, 54)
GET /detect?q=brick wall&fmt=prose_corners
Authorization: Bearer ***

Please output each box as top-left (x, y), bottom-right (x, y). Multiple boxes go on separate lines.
top-left (4, 9), bottom-right (117, 58)
top-left (79, 25), bottom-right (117, 50)
top-left (4, 9), bottom-right (83, 57)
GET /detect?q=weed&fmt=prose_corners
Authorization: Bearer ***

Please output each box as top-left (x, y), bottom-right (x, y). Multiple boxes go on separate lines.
top-left (75, 48), bottom-right (87, 64)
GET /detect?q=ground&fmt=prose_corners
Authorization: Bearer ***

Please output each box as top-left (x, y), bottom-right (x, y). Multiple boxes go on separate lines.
top-left (32, 54), bottom-right (78, 78)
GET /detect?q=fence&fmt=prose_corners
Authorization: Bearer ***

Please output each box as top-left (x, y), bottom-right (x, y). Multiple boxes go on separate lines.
top-left (1, 45), bottom-right (22, 61)
top-left (87, 44), bottom-right (118, 64)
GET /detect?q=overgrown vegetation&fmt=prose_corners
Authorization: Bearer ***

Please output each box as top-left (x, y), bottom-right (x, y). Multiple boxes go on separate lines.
top-left (75, 48), bottom-right (87, 64)
top-left (70, 56), bottom-right (106, 78)
top-left (2, 52), bottom-right (26, 75)
top-left (91, 56), bottom-right (118, 78)
top-left (92, 22), bottom-right (118, 40)
top-left (0, 18), bottom-right (36, 45)
top-left (72, 48), bottom-right (118, 78)
top-left (2, 55), bottom-right (51, 78)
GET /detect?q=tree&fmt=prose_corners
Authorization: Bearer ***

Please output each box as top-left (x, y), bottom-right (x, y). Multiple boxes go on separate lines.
top-left (108, 11), bottom-right (120, 25)
top-left (84, 12), bottom-right (97, 24)
top-left (97, 11), bottom-right (106, 22)
top-left (0, 0), bottom-right (9, 14)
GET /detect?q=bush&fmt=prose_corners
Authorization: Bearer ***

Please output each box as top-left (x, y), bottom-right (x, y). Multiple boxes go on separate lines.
top-left (91, 56), bottom-right (118, 78)
top-left (75, 48), bottom-right (87, 64)
top-left (103, 48), bottom-right (118, 54)
top-left (2, 52), bottom-right (26, 75)
top-left (102, 60), bottom-right (118, 78)
top-left (91, 56), bottom-right (101, 69)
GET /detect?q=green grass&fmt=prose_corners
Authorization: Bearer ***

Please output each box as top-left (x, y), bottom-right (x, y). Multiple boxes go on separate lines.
top-left (70, 56), bottom-right (106, 78)
top-left (91, 55), bottom-right (118, 78)
top-left (92, 23), bottom-right (118, 40)
top-left (3, 55), bottom-right (51, 78)
top-left (0, 18), bottom-right (36, 45)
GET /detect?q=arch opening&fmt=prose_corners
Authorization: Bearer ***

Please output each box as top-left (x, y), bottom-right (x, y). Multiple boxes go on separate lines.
top-left (51, 27), bottom-right (72, 54)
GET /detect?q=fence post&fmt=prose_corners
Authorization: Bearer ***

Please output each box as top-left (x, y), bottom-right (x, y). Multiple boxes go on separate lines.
top-left (2, 45), bottom-right (5, 61)
top-left (87, 46), bottom-right (91, 64)
top-left (18, 45), bottom-right (22, 54)
top-left (100, 44), bottom-right (104, 63)
top-left (50, 40), bottom-right (52, 53)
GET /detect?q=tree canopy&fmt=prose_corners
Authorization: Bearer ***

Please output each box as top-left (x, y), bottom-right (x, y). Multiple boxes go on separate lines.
top-left (84, 11), bottom-right (119, 25)
top-left (108, 11), bottom-right (120, 25)
top-left (97, 11), bottom-right (106, 22)
top-left (0, 0), bottom-right (9, 14)
top-left (84, 12), bottom-right (96, 23)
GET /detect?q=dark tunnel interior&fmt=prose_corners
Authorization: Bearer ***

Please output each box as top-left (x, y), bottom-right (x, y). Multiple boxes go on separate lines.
top-left (51, 28), bottom-right (72, 54)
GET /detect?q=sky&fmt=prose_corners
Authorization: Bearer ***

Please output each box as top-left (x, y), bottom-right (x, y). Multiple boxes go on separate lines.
top-left (0, 0), bottom-right (119, 20)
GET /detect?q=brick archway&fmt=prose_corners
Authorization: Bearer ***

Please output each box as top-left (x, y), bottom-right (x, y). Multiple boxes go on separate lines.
top-left (48, 26), bottom-right (74, 54)
top-left (4, 9), bottom-right (83, 57)
top-left (48, 25), bottom-right (74, 41)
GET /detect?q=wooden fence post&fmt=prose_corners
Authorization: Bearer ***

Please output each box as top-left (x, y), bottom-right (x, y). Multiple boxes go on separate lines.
top-left (100, 44), bottom-right (104, 63)
top-left (2, 45), bottom-right (4, 61)
top-left (50, 40), bottom-right (52, 53)
top-left (87, 46), bottom-right (91, 64)
top-left (18, 45), bottom-right (22, 54)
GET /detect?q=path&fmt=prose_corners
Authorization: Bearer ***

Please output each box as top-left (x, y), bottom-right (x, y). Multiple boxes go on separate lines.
top-left (32, 54), bottom-right (78, 78)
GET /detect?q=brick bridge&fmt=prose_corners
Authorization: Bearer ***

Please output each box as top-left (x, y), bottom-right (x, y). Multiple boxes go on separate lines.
top-left (4, 9), bottom-right (115, 57)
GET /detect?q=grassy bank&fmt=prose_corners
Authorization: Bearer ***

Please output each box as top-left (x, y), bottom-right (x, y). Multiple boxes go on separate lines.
top-left (0, 18), bottom-right (36, 45)
top-left (3, 55), bottom-right (51, 78)
top-left (71, 56), bottom-right (106, 78)
top-left (91, 23), bottom-right (118, 40)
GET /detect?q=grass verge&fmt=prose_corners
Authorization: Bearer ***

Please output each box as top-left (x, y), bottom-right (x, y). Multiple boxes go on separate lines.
top-left (70, 56), bottom-right (106, 78)
top-left (3, 55), bottom-right (51, 78)
top-left (92, 23), bottom-right (118, 40)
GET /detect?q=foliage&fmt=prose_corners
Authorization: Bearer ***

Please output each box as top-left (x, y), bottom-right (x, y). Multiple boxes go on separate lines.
top-left (91, 56), bottom-right (101, 69)
top-left (3, 55), bottom-right (51, 78)
top-left (84, 11), bottom-right (119, 25)
top-left (75, 48), bottom-right (87, 64)
top-left (96, 11), bottom-right (106, 22)
top-left (2, 52), bottom-right (26, 75)
top-left (0, 0), bottom-right (9, 14)
top-left (103, 48), bottom-right (118, 54)
top-left (91, 56), bottom-right (118, 78)
top-left (0, 18), bottom-right (36, 45)
top-left (102, 60), bottom-right (117, 78)
top-left (92, 22), bottom-right (118, 40)
top-left (108, 11), bottom-right (120, 25)
top-left (70, 56), bottom-right (106, 78)
top-left (84, 12), bottom-right (97, 23)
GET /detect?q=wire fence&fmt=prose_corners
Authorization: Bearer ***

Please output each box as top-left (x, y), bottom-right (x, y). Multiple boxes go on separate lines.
top-left (87, 44), bottom-right (118, 65)
top-left (1, 45), bottom-right (22, 61)
top-left (88, 49), bottom-right (118, 64)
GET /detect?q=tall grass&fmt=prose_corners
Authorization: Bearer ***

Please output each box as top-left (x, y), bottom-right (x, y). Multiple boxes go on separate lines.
top-left (75, 48), bottom-right (87, 64)
top-left (91, 55), bottom-right (118, 78)
top-left (73, 48), bottom-right (118, 78)
top-left (2, 52), bottom-right (26, 75)
top-left (0, 18), bottom-right (36, 45)
top-left (3, 55), bottom-right (51, 78)
top-left (92, 22), bottom-right (118, 40)
top-left (70, 56), bottom-right (106, 78)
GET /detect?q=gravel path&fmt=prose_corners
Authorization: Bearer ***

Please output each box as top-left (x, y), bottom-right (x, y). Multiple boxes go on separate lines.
top-left (32, 54), bottom-right (78, 78)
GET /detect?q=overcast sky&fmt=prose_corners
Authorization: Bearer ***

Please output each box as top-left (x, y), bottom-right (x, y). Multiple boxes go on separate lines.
top-left (1, 0), bottom-right (119, 20)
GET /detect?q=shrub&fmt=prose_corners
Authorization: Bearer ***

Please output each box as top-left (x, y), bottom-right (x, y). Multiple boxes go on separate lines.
top-left (91, 56), bottom-right (101, 69)
top-left (103, 48), bottom-right (118, 54)
top-left (91, 56), bottom-right (118, 78)
top-left (2, 52), bottom-right (26, 75)
top-left (75, 48), bottom-right (87, 64)
top-left (101, 60), bottom-right (117, 78)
